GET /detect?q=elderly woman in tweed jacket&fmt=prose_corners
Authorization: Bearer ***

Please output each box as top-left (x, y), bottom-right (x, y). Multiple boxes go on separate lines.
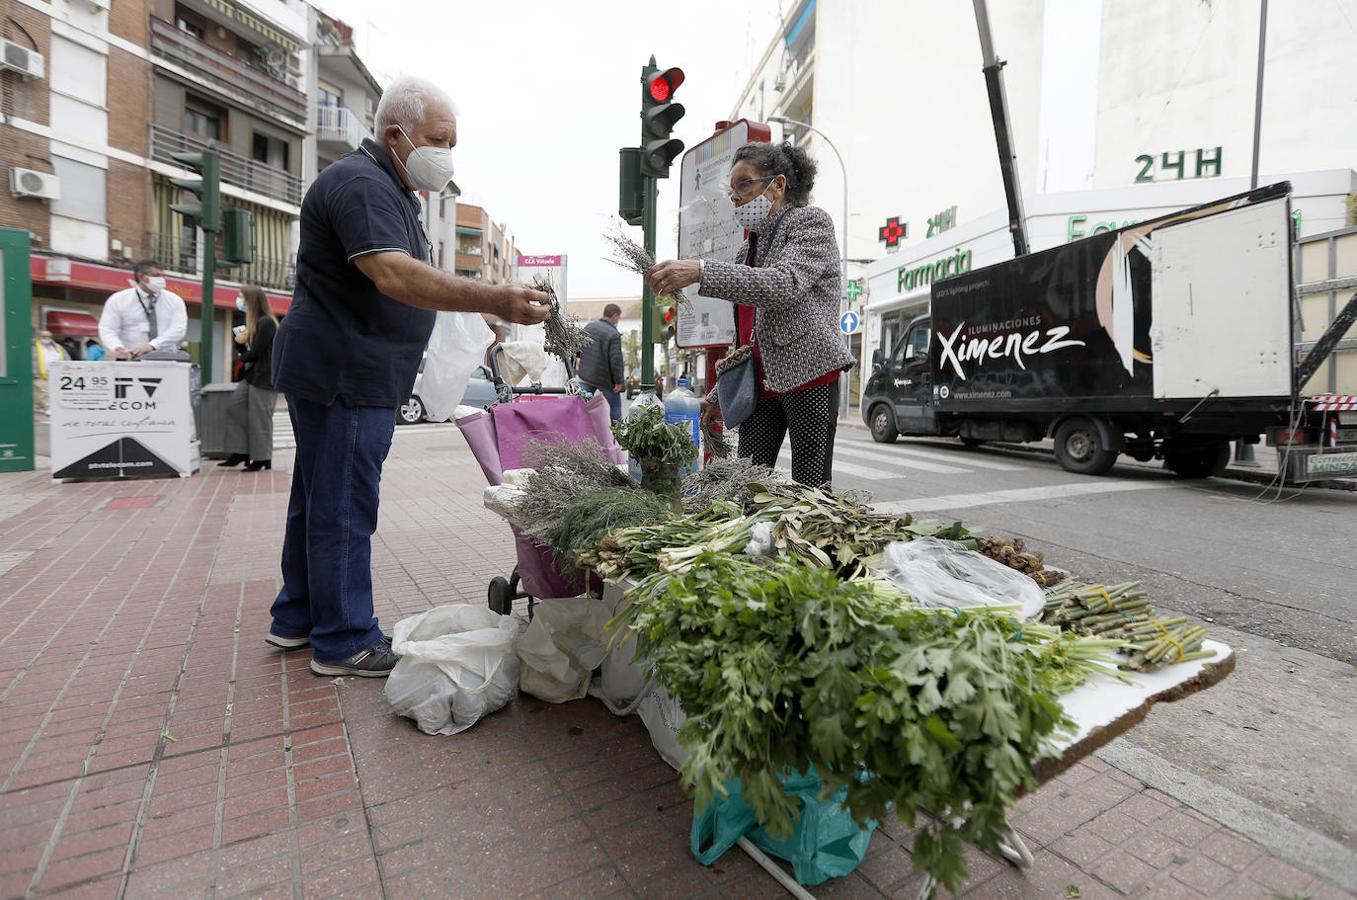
top-left (649, 142), bottom-right (854, 487)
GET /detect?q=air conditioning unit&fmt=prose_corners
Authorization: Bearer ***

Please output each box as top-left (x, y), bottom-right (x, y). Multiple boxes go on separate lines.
top-left (0, 40), bottom-right (45, 80)
top-left (10, 168), bottom-right (60, 200)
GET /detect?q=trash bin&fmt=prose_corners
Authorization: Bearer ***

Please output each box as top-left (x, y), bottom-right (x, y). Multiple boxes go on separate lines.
top-left (197, 382), bottom-right (238, 458)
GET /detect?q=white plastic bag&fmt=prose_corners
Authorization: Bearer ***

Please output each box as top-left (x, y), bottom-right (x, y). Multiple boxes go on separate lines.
top-left (638, 683), bottom-right (687, 771)
top-left (384, 605), bottom-right (519, 735)
top-left (879, 537), bottom-right (1045, 620)
top-left (516, 597), bottom-right (612, 704)
top-left (597, 583), bottom-right (647, 712)
top-left (421, 312), bottom-right (495, 422)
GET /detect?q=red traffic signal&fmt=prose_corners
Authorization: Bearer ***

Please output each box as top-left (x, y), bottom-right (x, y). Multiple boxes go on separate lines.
top-left (647, 68), bottom-right (684, 102)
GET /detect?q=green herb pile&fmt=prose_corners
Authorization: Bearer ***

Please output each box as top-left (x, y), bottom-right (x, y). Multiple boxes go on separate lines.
top-left (539, 488), bottom-right (674, 580)
top-left (612, 405), bottom-right (698, 500)
top-left (511, 439), bottom-right (632, 531)
top-left (611, 551), bottom-right (1124, 893)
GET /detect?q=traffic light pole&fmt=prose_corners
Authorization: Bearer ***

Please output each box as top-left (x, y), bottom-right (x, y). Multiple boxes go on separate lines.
top-left (199, 223), bottom-right (217, 382)
top-left (640, 174), bottom-right (658, 392)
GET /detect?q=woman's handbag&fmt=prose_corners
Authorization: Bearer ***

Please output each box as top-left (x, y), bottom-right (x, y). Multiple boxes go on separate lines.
top-left (715, 345), bottom-right (757, 428)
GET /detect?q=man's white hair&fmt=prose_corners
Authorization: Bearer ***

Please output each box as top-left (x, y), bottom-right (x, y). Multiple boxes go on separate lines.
top-left (374, 75), bottom-right (457, 134)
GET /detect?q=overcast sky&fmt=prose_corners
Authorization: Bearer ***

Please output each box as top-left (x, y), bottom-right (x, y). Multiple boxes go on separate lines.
top-left (313, 0), bottom-right (788, 300)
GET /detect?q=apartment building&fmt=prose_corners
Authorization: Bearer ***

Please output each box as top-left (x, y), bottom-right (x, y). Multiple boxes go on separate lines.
top-left (4, 0), bottom-right (309, 381)
top-left (454, 202), bottom-right (518, 284)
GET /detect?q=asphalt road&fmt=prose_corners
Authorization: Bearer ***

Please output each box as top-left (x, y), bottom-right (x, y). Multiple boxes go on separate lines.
top-left (814, 427), bottom-right (1357, 848)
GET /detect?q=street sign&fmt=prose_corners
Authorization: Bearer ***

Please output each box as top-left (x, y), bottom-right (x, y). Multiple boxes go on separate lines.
top-left (675, 119), bottom-right (770, 348)
top-left (840, 310), bottom-right (860, 335)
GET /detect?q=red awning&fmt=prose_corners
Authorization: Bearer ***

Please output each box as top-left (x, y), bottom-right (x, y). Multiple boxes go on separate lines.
top-left (46, 310), bottom-right (101, 337)
top-left (31, 255), bottom-right (292, 316)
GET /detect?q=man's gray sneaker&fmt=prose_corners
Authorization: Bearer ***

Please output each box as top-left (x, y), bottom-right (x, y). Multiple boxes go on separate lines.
top-left (266, 631), bottom-right (309, 650)
top-left (310, 638), bottom-right (398, 677)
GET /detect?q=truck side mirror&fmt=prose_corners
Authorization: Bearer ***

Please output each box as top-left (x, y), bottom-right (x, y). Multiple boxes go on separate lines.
top-left (872, 349), bottom-right (884, 370)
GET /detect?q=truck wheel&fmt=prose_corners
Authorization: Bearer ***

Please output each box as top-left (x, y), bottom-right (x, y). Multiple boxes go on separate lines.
top-left (1164, 438), bottom-right (1230, 478)
top-left (1053, 417), bottom-right (1119, 476)
top-left (869, 405), bottom-right (899, 443)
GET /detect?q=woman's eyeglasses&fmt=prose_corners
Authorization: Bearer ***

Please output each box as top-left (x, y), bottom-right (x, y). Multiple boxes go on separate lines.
top-left (728, 176), bottom-right (774, 200)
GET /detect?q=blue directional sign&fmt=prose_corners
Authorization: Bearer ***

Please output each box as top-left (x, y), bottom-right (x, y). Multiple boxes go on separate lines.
top-left (839, 310), bottom-right (860, 335)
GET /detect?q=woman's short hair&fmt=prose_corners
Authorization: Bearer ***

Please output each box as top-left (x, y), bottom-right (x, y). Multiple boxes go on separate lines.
top-left (732, 142), bottom-right (818, 207)
top-left (374, 76), bottom-right (458, 135)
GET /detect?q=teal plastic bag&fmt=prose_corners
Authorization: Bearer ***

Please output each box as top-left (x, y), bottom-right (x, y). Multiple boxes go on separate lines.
top-left (690, 769), bottom-right (877, 885)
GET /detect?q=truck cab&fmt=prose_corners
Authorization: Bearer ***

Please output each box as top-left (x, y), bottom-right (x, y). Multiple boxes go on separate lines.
top-left (862, 314), bottom-right (940, 443)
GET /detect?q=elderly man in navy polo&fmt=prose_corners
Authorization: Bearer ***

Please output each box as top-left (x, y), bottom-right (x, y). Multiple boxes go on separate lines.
top-left (268, 76), bottom-right (550, 677)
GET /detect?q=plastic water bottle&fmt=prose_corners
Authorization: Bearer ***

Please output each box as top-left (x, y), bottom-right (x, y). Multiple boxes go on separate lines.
top-left (664, 379), bottom-right (702, 476)
top-left (625, 388), bottom-right (660, 483)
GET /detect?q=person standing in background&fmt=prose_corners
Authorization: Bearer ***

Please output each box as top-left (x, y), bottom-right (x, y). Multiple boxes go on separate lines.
top-left (221, 286), bottom-right (279, 471)
top-left (32, 330), bottom-right (69, 416)
top-left (577, 303), bottom-right (625, 420)
top-left (98, 260), bottom-right (187, 359)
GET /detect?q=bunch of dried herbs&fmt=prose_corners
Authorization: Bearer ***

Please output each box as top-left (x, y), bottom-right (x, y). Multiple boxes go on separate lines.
top-left (679, 456), bottom-right (783, 513)
top-left (510, 439), bottom-right (631, 537)
top-left (531, 275), bottom-right (592, 364)
top-left (604, 226), bottom-right (690, 308)
top-left (610, 552), bottom-right (1122, 893)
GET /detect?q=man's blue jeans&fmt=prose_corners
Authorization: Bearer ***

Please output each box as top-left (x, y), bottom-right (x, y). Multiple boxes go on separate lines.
top-left (582, 382), bottom-right (622, 421)
top-left (270, 395), bottom-right (394, 661)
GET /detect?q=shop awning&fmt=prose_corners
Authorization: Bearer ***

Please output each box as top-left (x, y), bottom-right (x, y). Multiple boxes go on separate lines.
top-left (31, 255), bottom-right (291, 316)
top-left (46, 311), bottom-right (100, 337)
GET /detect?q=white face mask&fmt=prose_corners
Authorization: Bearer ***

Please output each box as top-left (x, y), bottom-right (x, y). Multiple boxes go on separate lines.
top-left (144, 276), bottom-right (166, 295)
top-left (395, 125), bottom-right (455, 193)
top-left (236, 296), bottom-right (247, 313)
top-left (732, 183), bottom-right (775, 231)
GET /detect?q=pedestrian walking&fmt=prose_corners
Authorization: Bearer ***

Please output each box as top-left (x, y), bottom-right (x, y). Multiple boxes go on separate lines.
top-left (578, 303), bottom-right (626, 420)
top-left (268, 75), bottom-right (551, 677)
top-left (32, 330), bottom-right (69, 416)
top-left (647, 142), bottom-right (854, 487)
top-left (97, 260), bottom-right (187, 359)
top-left (221, 286), bottom-right (278, 471)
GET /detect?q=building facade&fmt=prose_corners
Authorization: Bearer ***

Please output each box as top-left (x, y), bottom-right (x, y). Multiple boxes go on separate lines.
top-left (454, 203), bottom-right (518, 284)
top-left (725, 0), bottom-right (1357, 405)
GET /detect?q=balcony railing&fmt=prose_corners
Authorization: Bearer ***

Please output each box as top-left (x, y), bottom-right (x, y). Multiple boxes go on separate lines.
top-left (316, 103), bottom-right (370, 151)
top-left (150, 17), bottom-right (306, 125)
top-left (152, 124), bottom-right (303, 206)
top-left (147, 232), bottom-right (295, 293)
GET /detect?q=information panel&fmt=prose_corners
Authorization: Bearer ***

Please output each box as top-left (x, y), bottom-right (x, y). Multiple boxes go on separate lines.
top-left (675, 122), bottom-right (765, 348)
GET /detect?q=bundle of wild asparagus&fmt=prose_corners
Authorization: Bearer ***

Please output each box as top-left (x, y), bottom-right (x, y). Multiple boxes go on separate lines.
top-left (1041, 580), bottom-right (1215, 671)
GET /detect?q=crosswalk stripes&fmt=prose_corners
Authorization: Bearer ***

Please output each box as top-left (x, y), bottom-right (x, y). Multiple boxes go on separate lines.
top-left (832, 443), bottom-right (969, 475)
top-left (833, 439), bottom-right (1025, 472)
top-left (776, 450), bottom-right (894, 481)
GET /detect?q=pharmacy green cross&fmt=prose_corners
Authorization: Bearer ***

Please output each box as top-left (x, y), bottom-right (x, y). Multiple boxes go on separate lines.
top-left (845, 279), bottom-right (863, 304)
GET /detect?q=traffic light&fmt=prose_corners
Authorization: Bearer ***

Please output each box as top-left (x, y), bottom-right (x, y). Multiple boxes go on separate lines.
top-left (652, 303), bottom-right (677, 345)
top-left (618, 148), bottom-right (643, 226)
top-left (169, 148), bottom-right (221, 232)
top-left (222, 207), bottom-right (254, 264)
top-left (640, 59), bottom-right (684, 178)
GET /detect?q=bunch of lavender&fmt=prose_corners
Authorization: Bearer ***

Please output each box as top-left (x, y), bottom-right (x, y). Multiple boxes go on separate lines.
top-left (532, 275), bottom-right (592, 364)
top-left (603, 225), bottom-right (689, 308)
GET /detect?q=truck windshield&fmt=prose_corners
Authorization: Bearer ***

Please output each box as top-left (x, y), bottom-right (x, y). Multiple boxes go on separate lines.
top-left (897, 326), bottom-right (930, 363)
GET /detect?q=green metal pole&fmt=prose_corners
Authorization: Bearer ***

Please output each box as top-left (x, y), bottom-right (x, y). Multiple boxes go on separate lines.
top-left (198, 147), bottom-right (219, 382)
top-left (640, 173), bottom-right (657, 390)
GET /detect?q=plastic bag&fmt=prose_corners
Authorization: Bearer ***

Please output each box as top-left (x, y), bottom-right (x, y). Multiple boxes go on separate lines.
top-left (879, 537), bottom-right (1045, 619)
top-left (421, 312), bottom-right (495, 422)
top-left (384, 605), bottom-right (519, 735)
top-left (691, 769), bottom-right (878, 886)
top-left (597, 584), bottom-right (646, 711)
top-left (638, 683), bottom-right (688, 771)
top-left (516, 596), bottom-right (612, 704)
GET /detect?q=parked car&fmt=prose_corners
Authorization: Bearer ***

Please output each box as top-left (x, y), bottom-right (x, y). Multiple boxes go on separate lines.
top-left (399, 359), bottom-right (498, 425)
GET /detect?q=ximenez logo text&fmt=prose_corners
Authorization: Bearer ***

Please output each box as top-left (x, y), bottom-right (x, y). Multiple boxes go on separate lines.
top-left (938, 320), bottom-right (1086, 380)
top-left (897, 248), bottom-right (972, 292)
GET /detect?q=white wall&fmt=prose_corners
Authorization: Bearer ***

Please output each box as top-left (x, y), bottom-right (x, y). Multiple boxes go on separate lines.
top-left (1093, 1), bottom-right (1357, 191)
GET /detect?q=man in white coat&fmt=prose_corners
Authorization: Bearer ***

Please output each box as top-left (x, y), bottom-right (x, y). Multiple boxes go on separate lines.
top-left (98, 260), bottom-right (188, 359)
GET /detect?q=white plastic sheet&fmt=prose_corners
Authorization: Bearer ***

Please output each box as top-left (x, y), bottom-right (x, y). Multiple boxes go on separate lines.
top-left (421, 312), bottom-right (495, 422)
top-left (879, 537), bottom-right (1045, 620)
top-left (516, 596), bottom-right (612, 704)
top-left (384, 605), bottom-right (519, 735)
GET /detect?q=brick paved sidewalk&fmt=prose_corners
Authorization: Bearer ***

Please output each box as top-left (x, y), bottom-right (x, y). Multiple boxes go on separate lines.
top-left (0, 431), bottom-right (1350, 899)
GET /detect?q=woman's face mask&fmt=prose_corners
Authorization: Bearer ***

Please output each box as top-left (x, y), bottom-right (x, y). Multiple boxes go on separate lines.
top-left (236, 296), bottom-right (247, 313)
top-left (732, 181), bottom-right (775, 231)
